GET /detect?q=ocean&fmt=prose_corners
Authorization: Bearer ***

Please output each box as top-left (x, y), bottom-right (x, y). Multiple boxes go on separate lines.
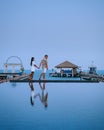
top-left (0, 70), bottom-right (104, 130)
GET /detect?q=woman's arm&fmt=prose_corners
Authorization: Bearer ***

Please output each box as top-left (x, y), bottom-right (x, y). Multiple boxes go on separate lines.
top-left (34, 64), bottom-right (39, 69)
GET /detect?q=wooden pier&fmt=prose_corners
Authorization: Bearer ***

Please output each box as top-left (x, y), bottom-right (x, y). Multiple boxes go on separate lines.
top-left (1, 73), bottom-right (104, 84)
top-left (0, 73), bottom-right (28, 84)
top-left (10, 79), bottom-right (99, 83)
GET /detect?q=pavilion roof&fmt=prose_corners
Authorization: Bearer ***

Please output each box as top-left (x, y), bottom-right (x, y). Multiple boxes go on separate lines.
top-left (55, 61), bottom-right (78, 68)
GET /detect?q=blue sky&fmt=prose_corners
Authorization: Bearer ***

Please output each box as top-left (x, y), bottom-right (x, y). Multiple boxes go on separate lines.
top-left (0, 0), bottom-right (104, 70)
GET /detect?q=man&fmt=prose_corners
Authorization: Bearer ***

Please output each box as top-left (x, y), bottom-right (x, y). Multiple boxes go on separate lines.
top-left (39, 54), bottom-right (48, 80)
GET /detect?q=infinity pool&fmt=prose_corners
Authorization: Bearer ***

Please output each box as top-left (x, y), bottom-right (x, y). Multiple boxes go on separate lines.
top-left (0, 82), bottom-right (104, 130)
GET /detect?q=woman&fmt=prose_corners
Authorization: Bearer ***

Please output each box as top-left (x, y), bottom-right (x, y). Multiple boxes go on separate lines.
top-left (28, 57), bottom-right (39, 80)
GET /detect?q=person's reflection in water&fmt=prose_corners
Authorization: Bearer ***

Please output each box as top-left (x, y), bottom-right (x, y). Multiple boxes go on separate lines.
top-left (29, 82), bottom-right (39, 106)
top-left (39, 82), bottom-right (48, 108)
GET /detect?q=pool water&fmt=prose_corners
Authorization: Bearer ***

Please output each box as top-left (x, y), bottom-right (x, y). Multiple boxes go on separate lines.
top-left (0, 82), bottom-right (104, 130)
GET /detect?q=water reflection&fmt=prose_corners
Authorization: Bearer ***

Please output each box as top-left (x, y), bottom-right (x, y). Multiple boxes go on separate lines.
top-left (28, 82), bottom-right (48, 108)
top-left (11, 82), bottom-right (17, 87)
top-left (29, 82), bottom-right (39, 106)
top-left (39, 82), bottom-right (48, 108)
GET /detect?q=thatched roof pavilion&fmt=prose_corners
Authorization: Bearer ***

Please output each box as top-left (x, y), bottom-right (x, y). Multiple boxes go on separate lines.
top-left (55, 61), bottom-right (78, 76)
top-left (55, 61), bottom-right (78, 69)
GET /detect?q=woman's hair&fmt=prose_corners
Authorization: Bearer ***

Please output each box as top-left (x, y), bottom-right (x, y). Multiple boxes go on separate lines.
top-left (44, 54), bottom-right (48, 57)
top-left (30, 57), bottom-right (34, 66)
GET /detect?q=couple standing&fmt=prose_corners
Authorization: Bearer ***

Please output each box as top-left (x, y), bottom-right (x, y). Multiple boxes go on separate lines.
top-left (28, 54), bottom-right (48, 80)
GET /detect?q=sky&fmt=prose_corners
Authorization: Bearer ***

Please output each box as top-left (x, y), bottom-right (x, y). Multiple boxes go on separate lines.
top-left (0, 0), bottom-right (104, 70)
